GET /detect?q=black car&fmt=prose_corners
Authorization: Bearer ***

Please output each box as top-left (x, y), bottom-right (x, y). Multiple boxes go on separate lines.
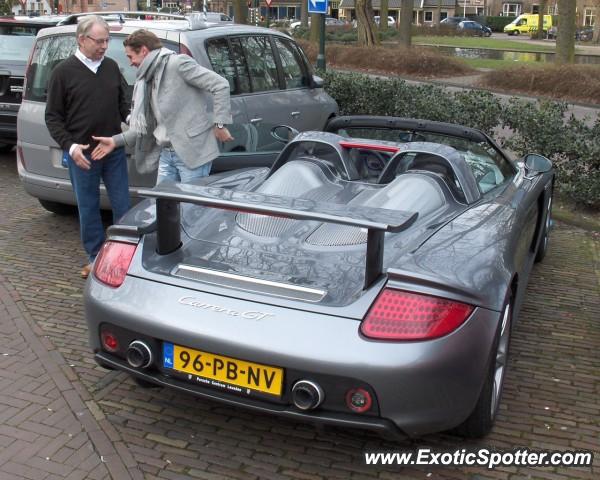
top-left (457, 20), bottom-right (492, 37)
top-left (439, 16), bottom-right (469, 26)
top-left (576, 26), bottom-right (594, 42)
top-left (0, 15), bottom-right (63, 152)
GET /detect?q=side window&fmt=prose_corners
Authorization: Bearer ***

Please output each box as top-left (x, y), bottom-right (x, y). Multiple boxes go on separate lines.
top-left (205, 37), bottom-right (251, 95)
top-left (273, 37), bottom-right (308, 89)
top-left (240, 36), bottom-right (279, 92)
top-left (206, 37), bottom-right (236, 94)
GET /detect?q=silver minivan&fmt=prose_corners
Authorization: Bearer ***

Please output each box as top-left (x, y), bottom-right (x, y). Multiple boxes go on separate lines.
top-left (17, 14), bottom-right (337, 213)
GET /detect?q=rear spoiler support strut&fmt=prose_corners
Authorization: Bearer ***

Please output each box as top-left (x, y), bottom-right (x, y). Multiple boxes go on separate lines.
top-left (138, 184), bottom-right (418, 290)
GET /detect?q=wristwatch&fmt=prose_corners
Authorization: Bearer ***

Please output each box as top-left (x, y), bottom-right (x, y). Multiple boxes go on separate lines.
top-left (215, 123), bottom-right (224, 129)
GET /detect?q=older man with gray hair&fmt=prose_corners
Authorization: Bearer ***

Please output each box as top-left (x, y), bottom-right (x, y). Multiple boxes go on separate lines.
top-left (45, 15), bottom-right (130, 279)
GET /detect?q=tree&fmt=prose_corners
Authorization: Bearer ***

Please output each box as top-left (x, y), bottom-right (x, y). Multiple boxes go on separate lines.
top-left (398, 0), bottom-right (412, 48)
top-left (300, 0), bottom-right (308, 28)
top-left (535, 0), bottom-right (548, 39)
top-left (232, 0), bottom-right (248, 25)
top-left (0, 0), bottom-right (13, 15)
top-left (556, 0), bottom-right (576, 63)
top-left (355, 0), bottom-right (378, 46)
top-left (593, 0), bottom-right (600, 44)
top-left (435, 0), bottom-right (442, 25)
top-left (380, 0), bottom-right (389, 31)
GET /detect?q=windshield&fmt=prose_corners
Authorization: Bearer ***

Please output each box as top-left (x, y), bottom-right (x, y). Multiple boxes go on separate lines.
top-left (0, 33), bottom-right (36, 62)
top-left (331, 126), bottom-right (516, 194)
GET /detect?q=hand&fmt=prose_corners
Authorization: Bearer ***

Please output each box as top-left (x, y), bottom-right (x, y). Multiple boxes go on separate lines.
top-left (71, 144), bottom-right (91, 170)
top-left (214, 126), bottom-right (234, 143)
top-left (91, 136), bottom-right (116, 160)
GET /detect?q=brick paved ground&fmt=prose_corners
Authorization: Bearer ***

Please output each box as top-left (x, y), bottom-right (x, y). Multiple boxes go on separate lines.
top-left (0, 151), bottom-right (598, 479)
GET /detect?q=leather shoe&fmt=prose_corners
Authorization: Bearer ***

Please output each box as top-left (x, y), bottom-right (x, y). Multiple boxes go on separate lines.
top-left (81, 264), bottom-right (93, 279)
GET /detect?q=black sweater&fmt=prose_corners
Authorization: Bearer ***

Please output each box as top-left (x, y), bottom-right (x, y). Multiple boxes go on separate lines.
top-left (45, 55), bottom-right (130, 152)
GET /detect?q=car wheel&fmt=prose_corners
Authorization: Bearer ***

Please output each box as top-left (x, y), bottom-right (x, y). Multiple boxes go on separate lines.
top-left (454, 295), bottom-right (512, 438)
top-left (38, 199), bottom-right (77, 215)
top-left (535, 193), bottom-right (553, 263)
top-left (513, 30), bottom-right (520, 36)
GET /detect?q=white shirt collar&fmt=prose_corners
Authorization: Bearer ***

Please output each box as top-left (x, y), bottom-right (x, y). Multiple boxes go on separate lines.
top-left (75, 49), bottom-right (104, 74)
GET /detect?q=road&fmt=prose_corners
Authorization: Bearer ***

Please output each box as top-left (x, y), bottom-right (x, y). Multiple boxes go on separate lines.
top-left (1, 149), bottom-right (599, 479)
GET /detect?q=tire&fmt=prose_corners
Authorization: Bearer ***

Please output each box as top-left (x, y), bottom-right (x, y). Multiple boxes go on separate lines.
top-left (38, 199), bottom-right (77, 215)
top-left (454, 295), bottom-right (512, 438)
top-left (535, 193), bottom-right (553, 263)
top-left (513, 30), bottom-right (520, 36)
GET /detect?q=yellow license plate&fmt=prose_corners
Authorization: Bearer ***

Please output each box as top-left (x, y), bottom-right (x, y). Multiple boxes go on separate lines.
top-left (163, 342), bottom-right (283, 396)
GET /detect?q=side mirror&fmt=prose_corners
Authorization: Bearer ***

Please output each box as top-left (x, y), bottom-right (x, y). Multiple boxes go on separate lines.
top-left (523, 154), bottom-right (552, 175)
top-left (271, 125), bottom-right (299, 143)
top-left (311, 75), bottom-right (324, 88)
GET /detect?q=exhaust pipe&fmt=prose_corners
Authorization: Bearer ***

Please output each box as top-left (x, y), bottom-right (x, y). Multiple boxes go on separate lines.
top-left (291, 380), bottom-right (325, 410)
top-left (126, 340), bottom-right (153, 369)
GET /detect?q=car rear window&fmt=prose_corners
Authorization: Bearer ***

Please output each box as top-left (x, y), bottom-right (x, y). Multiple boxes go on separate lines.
top-left (0, 26), bottom-right (38, 62)
top-left (24, 33), bottom-right (178, 102)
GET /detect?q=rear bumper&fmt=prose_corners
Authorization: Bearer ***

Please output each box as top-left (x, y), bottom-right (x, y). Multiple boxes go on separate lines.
top-left (95, 352), bottom-right (404, 437)
top-left (85, 271), bottom-right (500, 437)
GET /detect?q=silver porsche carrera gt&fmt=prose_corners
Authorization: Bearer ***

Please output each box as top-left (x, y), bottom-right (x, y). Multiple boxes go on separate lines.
top-left (84, 117), bottom-right (554, 438)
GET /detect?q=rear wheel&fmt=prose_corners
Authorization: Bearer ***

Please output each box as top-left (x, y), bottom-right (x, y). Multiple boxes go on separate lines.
top-left (38, 199), bottom-right (77, 215)
top-left (535, 194), bottom-right (553, 263)
top-left (455, 295), bottom-right (512, 438)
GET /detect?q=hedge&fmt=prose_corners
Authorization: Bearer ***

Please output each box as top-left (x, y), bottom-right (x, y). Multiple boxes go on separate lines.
top-left (322, 71), bottom-right (599, 208)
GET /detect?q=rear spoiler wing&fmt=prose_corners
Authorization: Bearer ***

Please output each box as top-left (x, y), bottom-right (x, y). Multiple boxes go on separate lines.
top-left (135, 183), bottom-right (418, 289)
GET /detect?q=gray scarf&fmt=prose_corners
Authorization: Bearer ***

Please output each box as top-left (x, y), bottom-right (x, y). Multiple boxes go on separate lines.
top-left (129, 47), bottom-right (174, 135)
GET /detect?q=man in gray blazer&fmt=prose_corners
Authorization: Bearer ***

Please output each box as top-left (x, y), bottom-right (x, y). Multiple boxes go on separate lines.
top-left (92, 29), bottom-right (233, 183)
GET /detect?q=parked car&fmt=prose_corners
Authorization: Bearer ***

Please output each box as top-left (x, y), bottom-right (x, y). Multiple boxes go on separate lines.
top-left (576, 26), bottom-right (594, 42)
top-left (439, 16), bottom-right (469, 26)
top-left (546, 25), bottom-right (594, 41)
top-left (84, 115), bottom-right (554, 438)
top-left (457, 20), bottom-right (492, 37)
top-left (17, 12), bottom-right (338, 214)
top-left (290, 17), bottom-right (348, 30)
top-left (0, 15), bottom-right (65, 152)
top-left (374, 15), bottom-right (395, 28)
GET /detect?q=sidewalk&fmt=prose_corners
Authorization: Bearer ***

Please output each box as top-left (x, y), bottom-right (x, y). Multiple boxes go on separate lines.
top-left (0, 274), bottom-right (140, 479)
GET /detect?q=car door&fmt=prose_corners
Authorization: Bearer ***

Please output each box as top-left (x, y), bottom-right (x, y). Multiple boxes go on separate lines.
top-left (240, 35), bottom-right (335, 132)
top-left (204, 35), bottom-right (281, 172)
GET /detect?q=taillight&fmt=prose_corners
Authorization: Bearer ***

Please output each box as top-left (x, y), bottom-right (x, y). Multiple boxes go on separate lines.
top-left (361, 289), bottom-right (474, 340)
top-left (93, 241), bottom-right (137, 287)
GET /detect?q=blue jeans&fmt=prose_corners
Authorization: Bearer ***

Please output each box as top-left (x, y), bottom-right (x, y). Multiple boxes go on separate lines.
top-left (67, 147), bottom-right (130, 263)
top-left (157, 147), bottom-right (212, 184)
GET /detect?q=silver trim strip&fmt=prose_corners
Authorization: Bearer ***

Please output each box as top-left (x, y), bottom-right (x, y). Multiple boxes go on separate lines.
top-left (173, 264), bottom-right (327, 302)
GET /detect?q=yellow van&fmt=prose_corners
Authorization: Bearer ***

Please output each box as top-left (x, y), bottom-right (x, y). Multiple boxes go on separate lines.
top-left (503, 14), bottom-right (553, 35)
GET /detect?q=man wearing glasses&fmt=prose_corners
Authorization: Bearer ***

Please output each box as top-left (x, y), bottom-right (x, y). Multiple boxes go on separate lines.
top-left (45, 15), bottom-right (130, 279)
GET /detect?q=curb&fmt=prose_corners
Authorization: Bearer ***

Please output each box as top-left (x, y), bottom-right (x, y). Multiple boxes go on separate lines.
top-left (0, 273), bottom-right (140, 479)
